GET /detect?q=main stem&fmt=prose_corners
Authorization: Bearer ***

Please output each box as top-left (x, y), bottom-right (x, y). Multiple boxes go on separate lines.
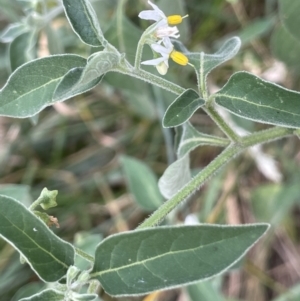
top-left (138, 126), bottom-right (294, 229)
top-left (114, 64), bottom-right (185, 95)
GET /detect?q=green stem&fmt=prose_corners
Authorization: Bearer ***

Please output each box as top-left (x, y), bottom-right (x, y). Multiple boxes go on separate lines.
top-left (75, 247), bottom-right (95, 263)
top-left (29, 198), bottom-right (44, 211)
top-left (113, 64), bottom-right (185, 95)
top-left (199, 52), bottom-right (208, 99)
top-left (116, 0), bottom-right (127, 52)
top-left (134, 23), bottom-right (156, 69)
top-left (138, 126), bottom-right (294, 229)
top-left (204, 100), bottom-right (241, 142)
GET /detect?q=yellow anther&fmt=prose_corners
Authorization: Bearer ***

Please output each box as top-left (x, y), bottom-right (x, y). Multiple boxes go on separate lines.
top-left (170, 50), bottom-right (189, 66)
top-left (167, 14), bottom-right (188, 25)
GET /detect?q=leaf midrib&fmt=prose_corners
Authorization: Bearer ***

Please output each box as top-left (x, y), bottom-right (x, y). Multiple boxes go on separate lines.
top-left (0, 209), bottom-right (70, 269)
top-left (217, 93), bottom-right (300, 118)
top-left (93, 231), bottom-right (258, 277)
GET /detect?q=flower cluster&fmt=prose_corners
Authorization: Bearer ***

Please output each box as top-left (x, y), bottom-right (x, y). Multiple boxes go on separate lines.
top-left (139, 1), bottom-right (189, 75)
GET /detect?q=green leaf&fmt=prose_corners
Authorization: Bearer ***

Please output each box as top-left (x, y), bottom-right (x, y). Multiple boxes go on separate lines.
top-left (175, 37), bottom-right (241, 89)
top-left (52, 67), bottom-right (102, 103)
top-left (9, 31), bottom-right (37, 71)
top-left (163, 89), bottom-right (204, 128)
top-left (215, 71), bottom-right (300, 128)
top-left (11, 282), bottom-right (45, 301)
top-left (91, 224), bottom-right (269, 297)
top-left (19, 289), bottom-right (64, 301)
top-left (158, 155), bottom-right (191, 199)
top-left (279, 0), bottom-right (300, 42)
top-left (0, 23), bottom-right (29, 43)
top-left (120, 156), bottom-right (163, 211)
top-left (270, 24), bottom-right (300, 72)
top-left (53, 51), bottom-right (119, 102)
top-left (62, 0), bottom-right (105, 47)
top-left (0, 54), bottom-right (86, 118)
top-left (0, 195), bottom-right (74, 282)
top-left (177, 122), bottom-right (229, 158)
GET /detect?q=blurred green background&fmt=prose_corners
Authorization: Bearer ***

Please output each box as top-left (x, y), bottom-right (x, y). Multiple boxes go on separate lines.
top-left (0, 0), bottom-right (300, 300)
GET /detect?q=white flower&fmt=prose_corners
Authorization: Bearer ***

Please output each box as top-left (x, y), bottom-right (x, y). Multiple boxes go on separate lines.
top-left (139, 1), bottom-right (188, 26)
top-left (138, 2), bottom-right (189, 75)
top-left (138, 1), bottom-right (167, 25)
top-left (142, 38), bottom-right (189, 75)
top-left (141, 38), bottom-right (173, 75)
top-left (156, 26), bottom-right (180, 39)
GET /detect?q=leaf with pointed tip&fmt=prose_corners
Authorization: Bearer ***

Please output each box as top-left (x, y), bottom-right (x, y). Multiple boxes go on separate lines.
top-left (215, 72), bottom-right (300, 128)
top-left (158, 155), bottom-right (191, 199)
top-left (177, 122), bottom-right (229, 158)
top-left (163, 89), bottom-right (204, 128)
top-left (0, 195), bottom-right (74, 282)
top-left (120, 156), bottom-right (163, 211)
top-left (91, 224), bottom-right (269, 297)
top-left (175, 37), bottom-right (241, 81)
top-left (19, 289), bottom-right (64, 301)
top-left (62, 0), bottom-right (105, 47)
top-left (0, 54), bottom-right (87, 118)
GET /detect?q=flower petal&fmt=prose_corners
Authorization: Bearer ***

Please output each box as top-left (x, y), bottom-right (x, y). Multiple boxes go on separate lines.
top-left (147, 1), bottom-right (165, 18)
top-left (151, 43), bottom-right (171, 56)
top-left (138, 10), bottom-right (161, 21)
top-left (141, 57), bottom-right (166, 66)
top-left (156, 61), bottom-right (169, 75)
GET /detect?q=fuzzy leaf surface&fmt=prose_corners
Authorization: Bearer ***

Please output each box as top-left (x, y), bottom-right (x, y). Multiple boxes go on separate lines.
top-left (63, 0), bottom-right (104, 47)
top-left (215, 72), bottom-right (300, 128)
top-left (54, 51), bottom-right (119, 101)
top-left (0, 195), bottom-right (74, 282)
top-left (175, 37), bottom-right (241, 82)
top-left (177, 122), bottom-right (229, 158)
top-left (158, 155), bottom-right (191, 199)
top-left (163, 89), bottom-right (204, 128)
top-left (0, 55), bottom-right (86, 118)
top-left (19, 289), bottom-right (64, 301)
top-left (91, 224), bottom-right (269, 297)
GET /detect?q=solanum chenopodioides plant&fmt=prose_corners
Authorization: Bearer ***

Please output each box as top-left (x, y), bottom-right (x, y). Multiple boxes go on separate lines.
top-left (0, 0), bottom-right (300, 299)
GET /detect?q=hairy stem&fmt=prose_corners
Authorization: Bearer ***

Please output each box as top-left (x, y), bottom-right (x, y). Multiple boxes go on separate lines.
top-left (204, 104), bottom-right (241, 142)
top-left (113, 64), bottom-right (185, 95)
top-left (138, 126), bottom-right (294, 229)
